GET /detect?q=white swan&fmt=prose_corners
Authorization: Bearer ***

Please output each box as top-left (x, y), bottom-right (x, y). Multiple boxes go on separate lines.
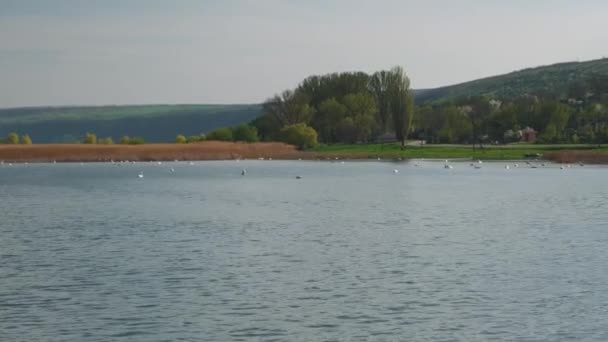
top-left (505, 165), bottom-right (510, 169)
top-left (138, 172), bottom-right (144, 178)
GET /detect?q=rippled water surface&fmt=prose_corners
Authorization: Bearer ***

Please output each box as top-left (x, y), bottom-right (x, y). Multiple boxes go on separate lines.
top-left (2, 160), bottom-right (608, 341)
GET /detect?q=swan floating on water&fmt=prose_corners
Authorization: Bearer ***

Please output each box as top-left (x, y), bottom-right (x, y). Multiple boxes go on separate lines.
top-left (393, 169), bottom-right (399, 173)
top-left (505, 165), bottom-right (510, 169)
top-left (138, 172), bottom-right (144, 178)
top-left (170, 167), bottom-right (175, 173)
top-left (241, 169), bottom-right (247, 176)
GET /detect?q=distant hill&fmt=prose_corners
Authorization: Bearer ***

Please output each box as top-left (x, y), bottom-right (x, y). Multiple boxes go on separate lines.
top-left (415, 58), bottom-right (608, 103)
top-left (0, 104), bottom-right (262, 143)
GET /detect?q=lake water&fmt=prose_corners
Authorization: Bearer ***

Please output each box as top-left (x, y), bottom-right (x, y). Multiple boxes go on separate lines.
top-left (1, 160), bottom-right (608, 341)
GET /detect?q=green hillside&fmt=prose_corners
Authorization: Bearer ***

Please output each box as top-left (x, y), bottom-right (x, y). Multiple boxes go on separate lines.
top-left (0, 104), bottom-right (262, 143)
top-left (415, 58), bottom-right (608, 103)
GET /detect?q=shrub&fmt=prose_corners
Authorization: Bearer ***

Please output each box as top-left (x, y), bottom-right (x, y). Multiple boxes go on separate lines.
top-left (187, 135), bottom-right (202, 143)
top-left (206, 127), bottom-right (233, 141)
top-left (120, 136), bottom-right (131, 144)
top-left (279, 123), bottom-right (318, 149)
top-left (175, 134), bottom-right (187, 144)
top-left (7, 132), bottom-right (19, 144)
top-left (83, 132), bottom-right (97, 144)
top-left (128, 137), bottom-right (145, 145)
top-left (20, 134), bottom-right (33, 145)
top-left (232, 124), bottom-right (259, 142)
top-left (98, 137), bottom-right (114, 144)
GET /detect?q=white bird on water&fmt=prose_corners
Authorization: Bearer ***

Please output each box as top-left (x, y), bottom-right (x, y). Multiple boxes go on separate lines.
top-left (505, 165), bottom-right (510, 170)
top-left (138, 172), bottom-right (144, 178)
top-left (393, 169), bottom-right (399, 173)
top-left (241, 169), bottom-right (247, 176)
top-left (444, 160), bottom-right (453, 169)
top-left (170, 167), bottom-right (175, 173)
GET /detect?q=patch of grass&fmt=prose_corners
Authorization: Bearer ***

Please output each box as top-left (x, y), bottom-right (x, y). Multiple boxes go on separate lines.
top-left (311, 143), bottom-right (608, 160)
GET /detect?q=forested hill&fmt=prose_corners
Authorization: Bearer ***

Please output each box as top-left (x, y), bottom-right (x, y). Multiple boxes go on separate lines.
top-left (415, 58), bottom-right (608, 103)
top-left (0, 104), bottom-right (261, 143)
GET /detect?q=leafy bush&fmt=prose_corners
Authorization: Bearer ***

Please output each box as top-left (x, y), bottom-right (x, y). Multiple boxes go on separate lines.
top-left (83, 132), bottom-right (97, 144)
top-left (20, 134), bottom-right (33, 145)
top-left (98, 137), bottom-right (114, 144)
top-left (120, 136), bottom-right (131, 144)
top-left (187, 135), bottom-right (203, 143)
top-left (232, 124), bottom-right (259, 142)
top-left (175, 134), bottom-right (187, 144)
top-left (206, 127), bottom-right (233, 141)
top-left (128, 137), bottom-right (145, 145)
top-left (279, 123), bottom-right (318, 149)
top-left (6, 132), bottom-right (19, 144)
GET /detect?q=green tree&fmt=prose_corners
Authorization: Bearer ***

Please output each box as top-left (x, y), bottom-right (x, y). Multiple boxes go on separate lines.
top-left (342, 92), bottom-right (378, 142)
top-left (387, 67), bottom-right (414, 148)
top-left (263, 90), bottom-right (314, 126)
top-left (232, 124), bottom-right (259, 142)
top-left (368, 70), bottom-right (391, 132)
top-left (251, 114), bottom-right (282, 141)
top-left (120, 136), bottom-right (130, 144)
top-left (175, 134), bottom-right (187, 144)
top-left (83, 132), bottom-right (97, 144)
top-left (20, 134), bottom-right (32, 145)
top-left (279, 123), bottom-right (318, 149)
top-left (313, 98), bottom-right (347, 143)
top-left (207, 127), bottom-right (233, 141)
top-left (7, 132), bottom-right (19, 144)
top-left (539, 123), bottom-right (558, 143)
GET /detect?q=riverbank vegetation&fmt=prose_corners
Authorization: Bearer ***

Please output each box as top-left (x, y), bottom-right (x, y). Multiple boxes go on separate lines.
top-left (0, 142), bottom-right (304, 162)
top-left (245, 62), bottom-right (608, 154)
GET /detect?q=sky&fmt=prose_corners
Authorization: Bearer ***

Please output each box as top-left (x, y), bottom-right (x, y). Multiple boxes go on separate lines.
top-left (1, 0), bottom-right (607, 107)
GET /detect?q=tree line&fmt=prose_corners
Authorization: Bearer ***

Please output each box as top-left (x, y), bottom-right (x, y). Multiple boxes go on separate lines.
top-left (247, 68), bottom-right (608, 147)
top-left (251, 67), bottom-right (414, 148)
top-left (414, 86), bottom-right (608, 145)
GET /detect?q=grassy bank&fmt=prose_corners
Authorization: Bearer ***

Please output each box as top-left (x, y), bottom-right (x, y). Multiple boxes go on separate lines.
top-left (310, 143), bottom-right (608, 161)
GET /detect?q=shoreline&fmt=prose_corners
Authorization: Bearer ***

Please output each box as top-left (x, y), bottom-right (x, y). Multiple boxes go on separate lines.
top-left (1, 143), bottom-right (607, 164)
top-left (0, 142), bottom-right (308, 163)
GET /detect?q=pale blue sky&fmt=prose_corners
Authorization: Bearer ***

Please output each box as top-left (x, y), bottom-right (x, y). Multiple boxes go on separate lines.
top-left (1, 0), bottom-right (607, 107)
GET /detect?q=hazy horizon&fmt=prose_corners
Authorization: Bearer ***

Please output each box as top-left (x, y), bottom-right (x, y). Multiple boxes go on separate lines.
top-left (1, 0), bottom-right (607, 108)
